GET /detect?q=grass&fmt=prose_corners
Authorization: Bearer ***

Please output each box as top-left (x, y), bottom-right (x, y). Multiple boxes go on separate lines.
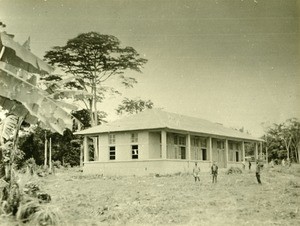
top-left (2, 164), bottom-right (300, 225)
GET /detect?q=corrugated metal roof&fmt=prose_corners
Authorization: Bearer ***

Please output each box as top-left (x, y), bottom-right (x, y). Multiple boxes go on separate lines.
top-left (75, 109), bottom-right (263, 141)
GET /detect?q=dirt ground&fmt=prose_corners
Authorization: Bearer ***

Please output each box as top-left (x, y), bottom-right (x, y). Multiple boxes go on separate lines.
top-left (34, 164), bottom-right (299, 226)
top-left (2, 165), bottom-right (300, 226)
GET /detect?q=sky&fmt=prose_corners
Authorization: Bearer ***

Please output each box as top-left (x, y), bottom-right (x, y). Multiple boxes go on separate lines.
top-left (0, 0), bottom-right (299, 137)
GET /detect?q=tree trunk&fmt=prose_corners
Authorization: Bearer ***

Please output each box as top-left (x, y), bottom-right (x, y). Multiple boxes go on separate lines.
top-left (49, 137), bottom-right (52, 171)
top-left (44, 132), bottom-right (47, 168)
top-left (93, 78), bottom-right (98, 126)
top-left (297, 144), bottom-right (300, 163)
top-left (89, 99), bottom-right (94, 126)
top-left (266, 147), bottom-right (268, 164)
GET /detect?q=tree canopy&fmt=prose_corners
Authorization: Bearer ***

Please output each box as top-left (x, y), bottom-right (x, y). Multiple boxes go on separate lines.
top-left (116, 98), bottom-right (154, 115)
top-left (263, 118), bottom-right (300, 163)
top-left (44, 32), bottom-right (148, 126)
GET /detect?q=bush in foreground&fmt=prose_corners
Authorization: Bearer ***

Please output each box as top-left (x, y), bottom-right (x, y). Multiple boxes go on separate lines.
top-left (226, 167), bottom-right (242, 175)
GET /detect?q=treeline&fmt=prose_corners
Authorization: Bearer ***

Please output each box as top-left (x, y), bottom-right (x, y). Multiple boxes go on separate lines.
top-left (16, 99), bottom-right (154, 168)
top-left (262, 118), bottom-right (300, 163)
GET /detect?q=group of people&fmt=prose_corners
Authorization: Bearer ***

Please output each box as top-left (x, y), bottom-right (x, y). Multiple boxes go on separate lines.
top-left (193, 161), bottom-right (219, 183)
top-left (269, 158), bottom-right (292, 167)
top-left (281, 158), bottom-right (291, 167)
top-left (192, 161), bottom-right (263, 185)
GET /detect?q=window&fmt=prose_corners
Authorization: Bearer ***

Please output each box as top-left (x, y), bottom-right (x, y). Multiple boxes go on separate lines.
top-left (109, 134), bottom-right (115, 144)
top-left (174, 135), bottom-right (186, 146)
top-left (192, 137), bottom-right (199, 147)
top-left (199, 138), bottom-right (207, 161)
top-left (217, 140), bottom-right (224, 149)
top-left (200, 138), bottom-right (207, 148)
top-left (235, 143), bottom-right (239, 150)
top-left (132, 145), bottom-right (138, 159)
top-left (174, 135), bottom-right (178, 145)
top-left (109, 146), bottom-right (116, 160)
top-left (236, 151), bottom-right (239, 162)
top-left (202, 148), bottom-right (207, 160)
top-left (180, 147), bottom-right (186, 159)
top-left (131, 133), bottom-right (138, 143)
top-left (179, 136), bottom-right (186, 145)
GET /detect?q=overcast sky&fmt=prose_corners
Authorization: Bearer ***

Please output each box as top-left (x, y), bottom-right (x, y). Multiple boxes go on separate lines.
top-left (0, 0), bottom-right (299, 137)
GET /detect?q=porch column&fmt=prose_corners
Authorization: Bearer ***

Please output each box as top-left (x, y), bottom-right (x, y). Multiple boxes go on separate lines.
top-left (255, 142), bottom-right (258, 160)
top-left (80, 145), bottom-right (83, 167)
top-left (225, 139), bottom-right (229, 167)
top-left (187, 133), bottom-right (191, 161)
top-left (209, 137), bottom-right (213, 162)
top-left (98, 135), bottom-right (101, 161)
top-left (161, 130), bottom-right (167, 159)
top-left (242, 141), bottom-right (245, 161)
top-left (83, 136), bottom-right (89, 162)
top-left (260, 141), bottom-right (263, 160)
top-left (93, 137), bottom-right (98, 161)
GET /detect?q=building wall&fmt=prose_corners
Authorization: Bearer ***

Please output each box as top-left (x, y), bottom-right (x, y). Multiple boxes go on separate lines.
top-left (227, 162), bottom-right (244, 168)
top-left (211, 139), bottom-right (226, 168)
top-left (190, 135), bottom-right (209, 161)
top-left (99, 135), bottom-right (109, 161)
top-left (148, 132), bottom-right (161, 159)
top-left (98, 131), bottom-right (149, 161)
top-left (228, 141), bottom-right (242, 163)
top-left (83, 160), bottom-right (212, 176)
top-left (166, 133), bottom-right (187, 159)
top-left (84, 129), bottom-right (254, 175)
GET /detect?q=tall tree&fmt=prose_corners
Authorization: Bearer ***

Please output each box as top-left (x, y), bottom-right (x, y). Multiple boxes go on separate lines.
top-left (263, 118), bottom-right (300, 163)
top-left (116, 98), bottom-right (154, 115)
top-left (44, 32), bottom-right (148, 126)
top-left (286, 118), bottom-right (300, 162)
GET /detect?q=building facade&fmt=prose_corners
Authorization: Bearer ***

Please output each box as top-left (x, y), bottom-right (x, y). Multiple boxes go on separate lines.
top-left (75, 109), bottom-right (263, 176)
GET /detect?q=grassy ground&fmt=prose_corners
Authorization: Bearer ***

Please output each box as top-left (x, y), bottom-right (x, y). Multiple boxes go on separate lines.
top-left (2, 165), bottom-right (300, 225)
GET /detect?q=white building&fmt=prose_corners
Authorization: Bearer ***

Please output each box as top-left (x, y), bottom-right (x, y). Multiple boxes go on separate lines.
top-left (75, 109), bottom-right (263, 176)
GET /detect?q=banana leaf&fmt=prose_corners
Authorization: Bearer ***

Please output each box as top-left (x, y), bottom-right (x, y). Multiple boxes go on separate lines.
top-left (0, 62), bottom-right (80, 134)
top-left (0, 32), bottom-right (53, 74)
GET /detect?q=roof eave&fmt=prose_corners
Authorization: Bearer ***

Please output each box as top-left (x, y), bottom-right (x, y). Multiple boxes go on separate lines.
top-left (74, 126), bottom-right (263, 142)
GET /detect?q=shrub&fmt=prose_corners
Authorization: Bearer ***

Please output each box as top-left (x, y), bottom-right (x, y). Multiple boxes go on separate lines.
top-left (24, 181), bottom-right (40, 197)
top-left (35, 166), bottom-right (48, 177)
top-left (30, 205), bottom-right (62, 226)
top-left (2, 182), bottom-right (22, 215)
top-left (287, 180), bottom-right (300, 188)
top-left (16, 199), bottom-right (40, 223)
top-left (16, 199), bottom-right (61, 225)
top-left (63, 162), bottom-right (71, 168)
top-left (25, 158), bottom-right (36, 175)
top-left (23, 181), bottom-right (51, 203)
top-left (52, 160), bottom-right (61, 169)
top-left (226, 167), bottom-right (242, 175)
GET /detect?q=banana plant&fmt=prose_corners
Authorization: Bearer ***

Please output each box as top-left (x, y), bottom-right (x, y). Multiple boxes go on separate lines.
top-left (0, 31), bottom-right (82, 216)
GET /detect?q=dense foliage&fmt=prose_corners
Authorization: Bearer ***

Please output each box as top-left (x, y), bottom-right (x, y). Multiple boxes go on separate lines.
top-left (44, 32), bottom-right (148, 126)
top-left (263, 118), bottom-right (300, 163)
top-left (115, 98), bottom-right (154, 115)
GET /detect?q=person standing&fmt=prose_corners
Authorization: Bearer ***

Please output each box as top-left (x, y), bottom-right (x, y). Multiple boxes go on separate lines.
top-left (255, 160), bottom-right (262, 184)
top-left (211, 161), bottom-right (218, 183)
top-left (249, 161), bottom-right (252, 170)
top-left (281, 158), bottom-right (285, 167)
top-left (193, 162), bottom-right (201, 182)
top-left (270, 159), bottom-right (274, 168)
